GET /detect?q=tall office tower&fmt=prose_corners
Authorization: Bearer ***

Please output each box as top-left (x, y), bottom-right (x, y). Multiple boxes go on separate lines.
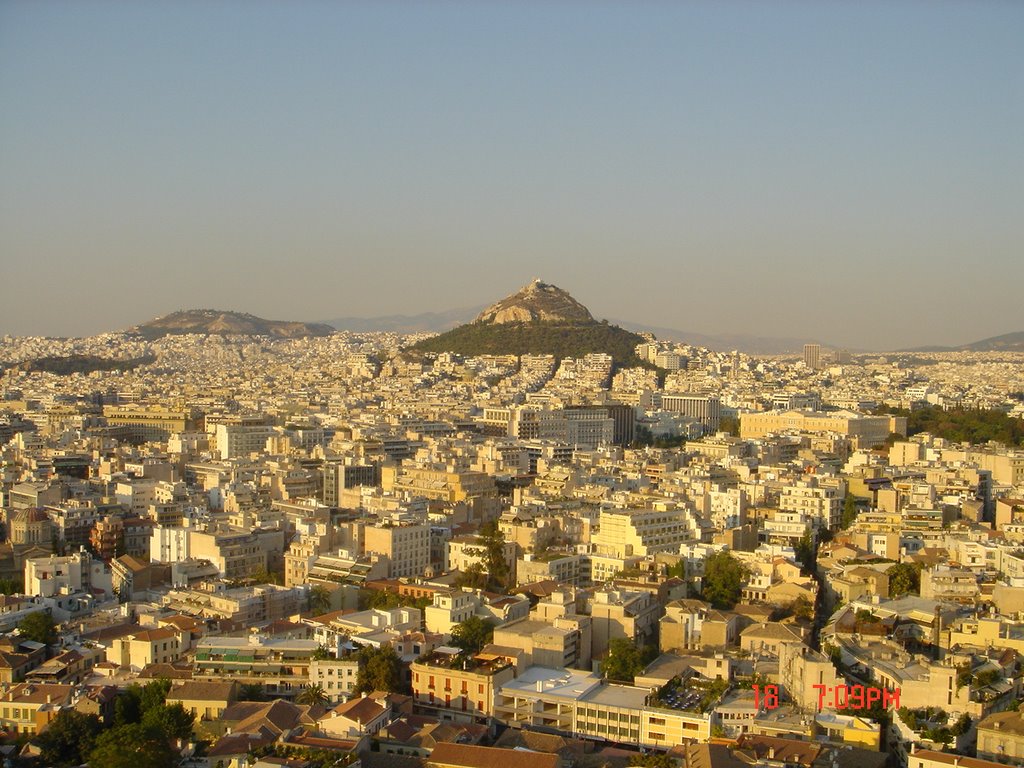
top-left (803, 343), bottom-right (821, 371)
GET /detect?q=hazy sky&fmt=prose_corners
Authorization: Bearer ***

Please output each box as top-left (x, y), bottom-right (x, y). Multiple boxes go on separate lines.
top-left (1, 1), bottom-right (1021, 350)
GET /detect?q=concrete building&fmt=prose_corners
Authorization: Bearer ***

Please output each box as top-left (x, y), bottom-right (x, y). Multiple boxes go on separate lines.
top-left (322, 460), bottom-right (380, 506)
top-left (411, 647), bottom-right (517, 720)
top-left (363, 521), bottom-right (430, 579)
top-left (740, 410), bottom-right (906, 448)
top-left (660, 394), bottom-right (721, 433)
top-left (24, 550), bottom-right (112, 599)
top-left (492, 616), bottom-right (592, 670)
top-left (803, 344), bottom-right (821, 371)
top-left (214, 423), bottom-right (278, 459)
top-left (976, 709), bottom-right (1024, 763)
top-left (188, 527), bottom-right (285, 581)
top-left (589, 588), bottom-right (660, 659)
top-left (591, 506), bottom-right (696, 558)
top-left (494, 666), bottom-right (712, 747)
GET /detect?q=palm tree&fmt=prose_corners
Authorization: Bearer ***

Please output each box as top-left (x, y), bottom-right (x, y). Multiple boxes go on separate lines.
top-left (238, 683), bottom-right (266, 702)
top-left (295, 684), bottom-right (328, 707)
top-left (308, 584), bottom-right (332, 615)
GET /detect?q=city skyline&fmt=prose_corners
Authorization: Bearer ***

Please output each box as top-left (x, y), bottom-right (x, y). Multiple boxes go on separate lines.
top-left (1, 1), bottom-right (1022, 348)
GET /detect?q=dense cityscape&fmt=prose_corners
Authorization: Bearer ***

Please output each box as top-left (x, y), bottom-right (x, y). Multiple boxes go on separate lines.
top-left (1, 281), bottom-right (1023, 768)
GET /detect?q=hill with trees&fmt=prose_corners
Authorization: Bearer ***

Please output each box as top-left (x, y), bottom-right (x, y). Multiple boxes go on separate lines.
top-left (411, 280), bottom-right (649, 366)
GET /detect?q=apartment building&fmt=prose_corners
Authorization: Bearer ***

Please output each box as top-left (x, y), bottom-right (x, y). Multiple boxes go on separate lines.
top-left (976, 709), bottom-right (1024, 763)
top-left (410, 647), bottom-right (517, 720)
top-left (591, 506), bottom-right (695, 558)
top-left (188, 527), bottom-right (285, 580)
top-left (24, 551), bottom-right (112, 599)
top-left (660, 394), bottom-right (721, 433)
top-left (494, 666), bottom-right (712, 747)
top-left (309, 657), bottom-right (361, 703)
top-left (589, 588), bottom-right (660, 659)
top-left (0, 683), bottom-right (74, 735)
top-left (779, 479), bottom-right (841, 531)
top-left (492, 615), bottom-right (592, 670)
top-left (214, 423), bottom-right (278, 459)
top-left (516, 551), bottom-right (583, 587)
top-left (777, 641), bottom-right (845, 713)
top-left (163, 583), bottom-right (304, 628)
top-left (446, 534), bottom-right (516, 580)
top-left (117, 627), bottom-right (186, 670)
top-left (193, 636), bottom-right (323, 700)
top-left (363, 521), bottom-right (430, 579)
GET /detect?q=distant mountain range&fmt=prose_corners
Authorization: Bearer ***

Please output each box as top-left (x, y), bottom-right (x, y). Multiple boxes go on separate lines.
top-left (323, 306), bottom-right (483, 334)
top-left (901, 331), bottom-right (1024, 354)
top-left (112, 307), bottom-right (1022, 356)
top-left (130, 310), bottom-right (334, 340)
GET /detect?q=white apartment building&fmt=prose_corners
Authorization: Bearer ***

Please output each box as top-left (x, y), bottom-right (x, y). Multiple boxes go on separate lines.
top-left (591, 506), bottom-right (696, 558)
top-left (779, 479), bottom-right (842, 531)
top-left (214, 423), bottom-right (278, 459)
top-left (150, 525), bottom-right (191, 563)
top-left (25, 551), bottom-right (113, 599)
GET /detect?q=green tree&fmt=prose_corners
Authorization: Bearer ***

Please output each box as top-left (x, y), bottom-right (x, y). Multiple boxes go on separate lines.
top-left (718, 416), bottom-right (740, 438)
top-left (791, 596), bottom-right (814, 622)
top-left (795, 529), bottom-right (816, 570)
top-left (888, 562), bottom-right (922, 597)
top-left (114, 687), bottom-right (143, 726)
top-left (355, 645), bottom-right (404, 694)
top-left (141, 703), bottom-right (195, 741)
top-left (950, 713), bottom-right (972, 736)
top-left (34, 709), bottom-right (103, 767)
top-left (476, 519), bottom-right (511, 592)
top-left (18, 610), bottom-right (57, 645)
top-left (308, 584), bottom-right (333, 615)
top-left (138, 678), bottom-right (172, 714)
top-left (841, 494), bottom-right (859, 529)
top-left (296, 683), bottom-right (329, 707)
top-left (0, 576), bottom-right (23, 595)
top-left (601, 638), bottom-right (653, 683)
top-left (86, 723), bottom-right (178, 768)
top-left (451, 615), bottom-right (494, 655)
top-left (453, 562), bottom-right (489, 591)
top-left (701, 551), bottom-right (748, 609)
top-left (252, 567), bottom-right (282, 585)
top-left (238, 683), bottom-right (266, 702)
top-left (311, 644), bottom-right (332, 661)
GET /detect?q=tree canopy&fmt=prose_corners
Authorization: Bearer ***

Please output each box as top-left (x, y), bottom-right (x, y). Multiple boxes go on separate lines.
top-left (451, 615), bottom-right (494, 655)
top-left (841, 494), bottom-right (859, 529)
top-left (875, 404), bottom-right (1024, 446)
top-left (34, 710), bottom-right (104, 767)
top-left (18, 610), bottom-right (57, 645)
top-left (795, 529), bottom-right (816, 571)
top-left (601, 638), bottom-right (657, 683)
top-left (888, 562), bottom-right (922, 597)
top-left (86, 723), bottom-right (179, 768)
top-left (141, 702), bottom-right (195, 741)
top-left (701, 551), bottom-right (748, 609)
top-left (355, 645), bottom-right (405, 694)
top-left (410, 320), bottom-right (648, 368)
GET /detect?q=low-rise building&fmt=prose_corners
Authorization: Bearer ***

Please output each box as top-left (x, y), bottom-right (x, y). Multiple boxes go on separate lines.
top-left (411, 647), bottom-right (517, 720)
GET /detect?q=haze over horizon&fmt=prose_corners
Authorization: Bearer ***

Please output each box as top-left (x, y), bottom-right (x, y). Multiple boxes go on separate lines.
top-left (1, 1), bottom-right (1021, 349)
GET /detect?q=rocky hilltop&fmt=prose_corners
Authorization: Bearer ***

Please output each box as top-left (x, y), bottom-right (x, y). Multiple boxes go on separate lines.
top-left (131, 310), bottom-right (335, 340)
top-left (475, 279), bottom-right (595, 325)
top-left (411, 281), bottom-right (647, 365)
